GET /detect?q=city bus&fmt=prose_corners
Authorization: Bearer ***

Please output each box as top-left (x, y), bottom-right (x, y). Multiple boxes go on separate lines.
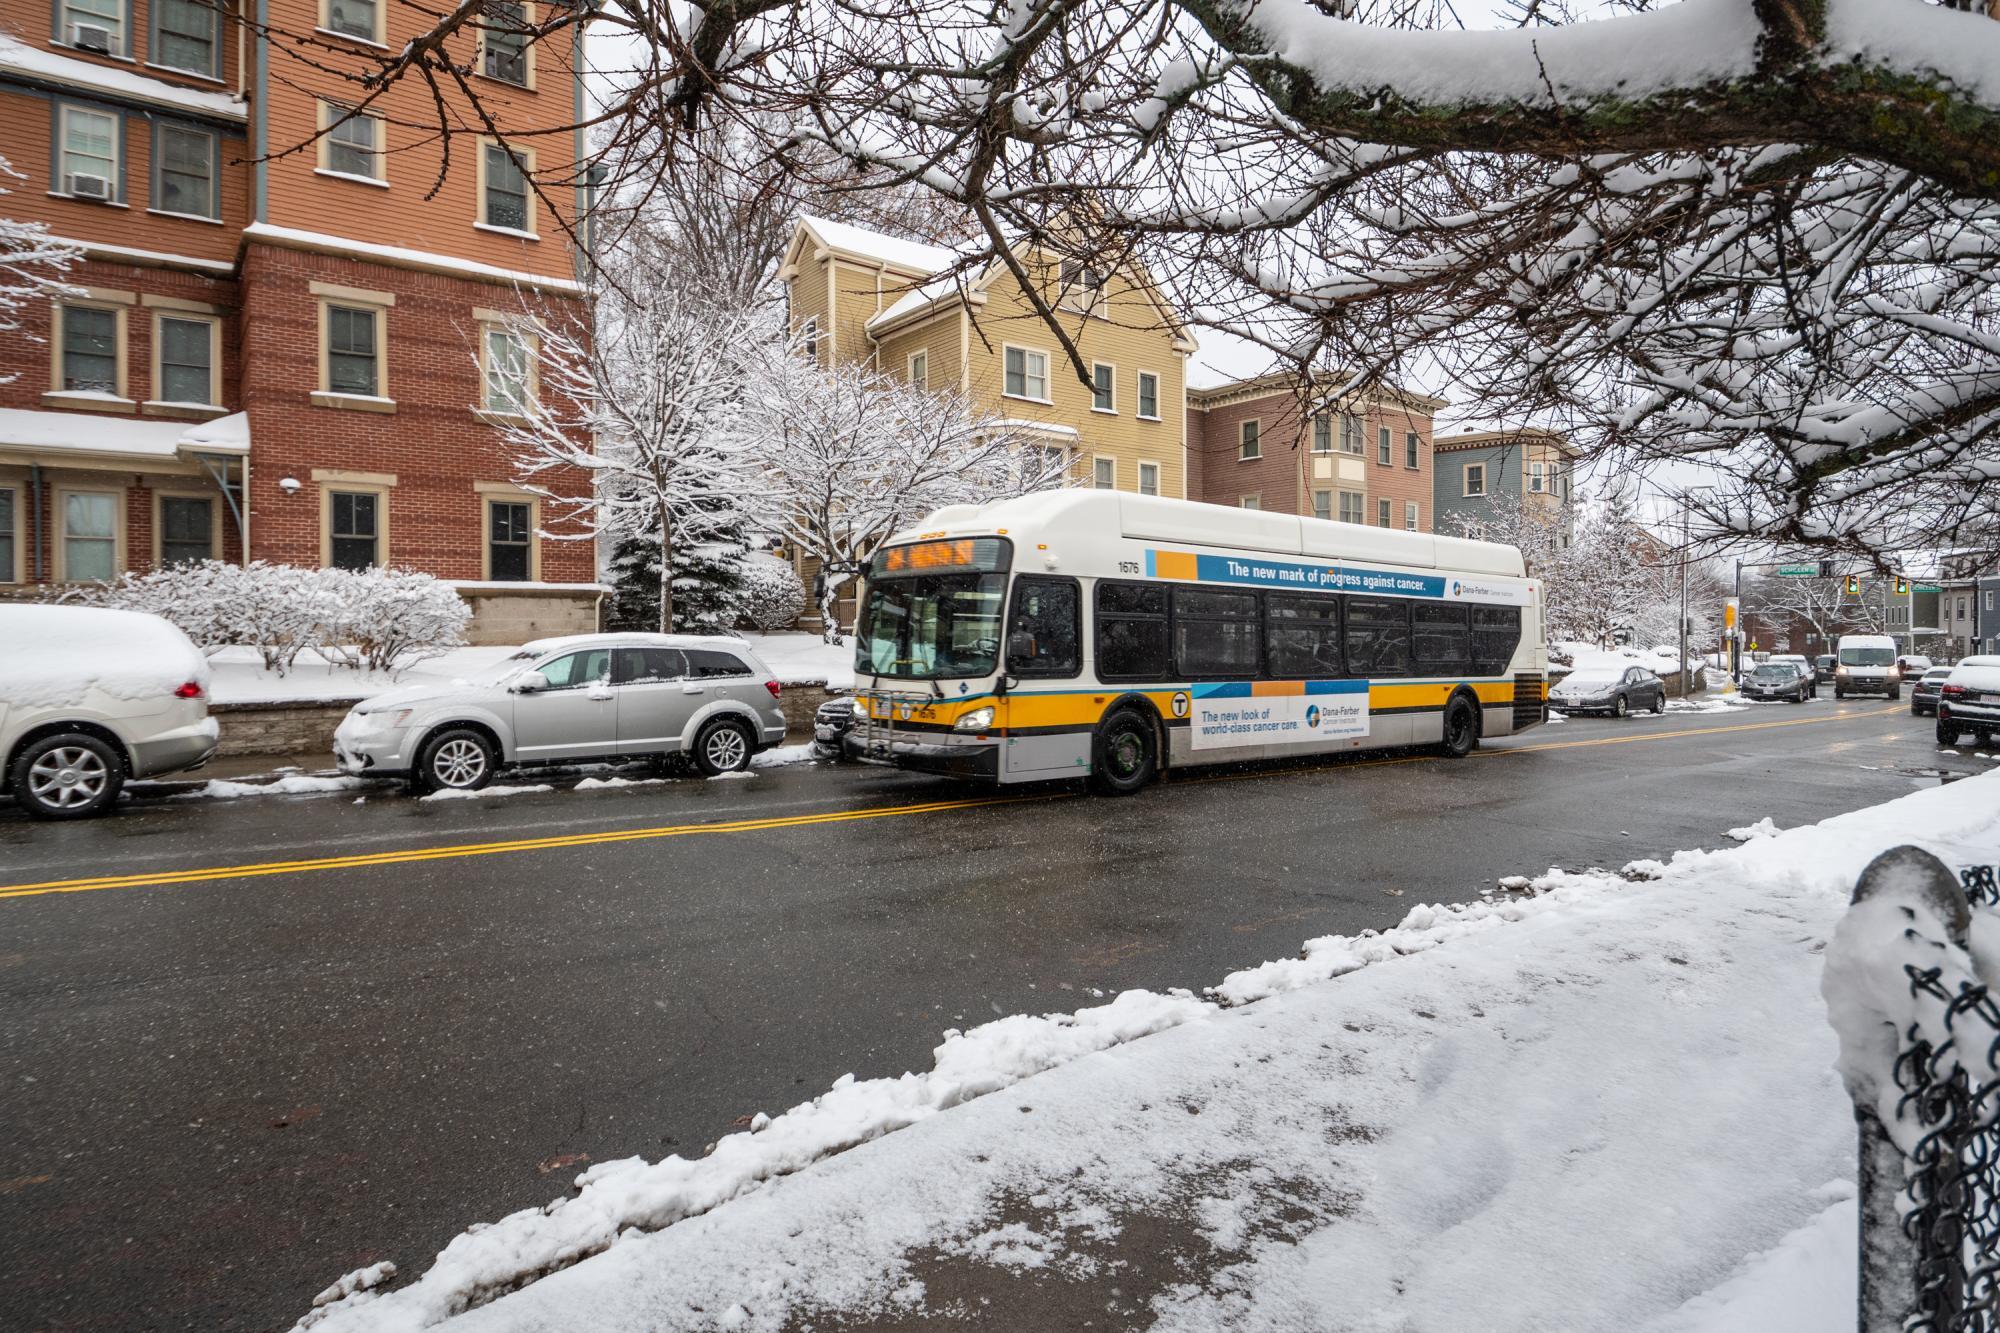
top-left (847, 490), bottom-right (1546, 794)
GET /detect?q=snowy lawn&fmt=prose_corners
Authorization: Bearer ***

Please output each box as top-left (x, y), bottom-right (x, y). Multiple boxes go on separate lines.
top-left (296, 771), bottom-right (2000, 1333)
top-left (209, 635), bottom-right (852, 706)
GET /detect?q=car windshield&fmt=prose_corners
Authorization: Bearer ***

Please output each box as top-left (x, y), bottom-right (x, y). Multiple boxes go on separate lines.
top-left (855, 573), bottom-right (1008, 679)
top-left (463, 649), bottom-right (544, 686)
top-left (1752, 666), bottom-right (1793, 679)
top-left (1839, 646), bottom-right (1895, 666)
top-left (1565, 669), bottom-right (1620, 685)
top-left (1925, 668), bottom-right (1951, 680)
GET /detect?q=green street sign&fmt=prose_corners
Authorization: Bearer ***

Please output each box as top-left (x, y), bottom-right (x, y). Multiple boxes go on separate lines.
top-left (1915, 584), bottom-right (1940, 593)
top-left (1775, 564), bottom-right (1819, 577)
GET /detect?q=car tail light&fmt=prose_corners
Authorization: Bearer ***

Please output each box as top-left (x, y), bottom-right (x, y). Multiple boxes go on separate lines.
top-left (1942, 683), bottom-right (1967, 698)
top-left (174, 680), bottom-right (204, 699)
top-left (764, 679), bottom-right (782, 699)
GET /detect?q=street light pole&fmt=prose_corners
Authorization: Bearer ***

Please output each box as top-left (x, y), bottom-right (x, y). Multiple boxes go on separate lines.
top-left (1679, 503), bottom-right (1691, 698)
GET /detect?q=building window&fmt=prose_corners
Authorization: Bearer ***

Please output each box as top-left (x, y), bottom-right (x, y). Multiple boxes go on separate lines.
top-left (1340, 413), bottom-right (1364, 455)
top-left (487, 499), bottom-right (531, 581)
top-left (1987, 591), bottom-right (1995, 612)
top-left (61, 0), bottom-right (125, 54)
top-left (1405, 500), bottom-right (1419, 531)
top-left (1378, 426), bottom-right (1391, 465)
top-left (155, 314), bottom-right (216, 404)
top-left (60, 304), bottom-right (119, 394)
top-left (1406, 432), bottom-right (1419, 469)
top-left (1311, 414), bottom-right (1331, 453)
top-left (1093, 457), bottom-right (1115, 490)
top-left (329, 491), bottom-right (380, 569)
top-left (1138, 461), bottom-right (1159, 497)
top-left (1137, 371), bottom-right (1159, 420)
top-left (482, 324), bottom-right (531, 415)
top-left (481, 142), bottom-right (533, 232)
top-left (322, 104), bottom-right (382, 180)
top-left (325, 303), bottom-right (380, 396)
top-left (1239, 419), bottom-right (1260, 461)
top-left (0, 486), bottom-right (14, 583)
top-left (61, 490), bottom-right (118, 582)
top-left (153, 124), bottom-right (218, 218)
top-left (1240, 494), bottom-right (1260, 510)
top-left (1312, 489), bottom-right (1331, 522)
top-left (909, 350), bottom-right (927, 390)
top-left (1463, 463), bottom-right (1486, 497)
top-left (325, 0), bottom-right (380, 43)
top-left (158, 495), bottom-right (213, 565)
top-left (1091, 363), bottom-right (1114, 413)
top-left (1058, 258), bottom-right (1105, 313)
top-left (1530, 460), bottom-right (1546, 493)
top-left (58, 104), bottom-right (120, 199)
top-left (800, 316), bottom-right (818, 361)
top-left (1338, 491), bottom-right (1364, 524)
top-left (481, 0), bottom-right (530, 84)
top-left (1004, 346), bottom-right (1049, 401)
top-left (153, 0), bottom-right (219, 75)
top-left (1377, 497), bottom-right (1392, 527)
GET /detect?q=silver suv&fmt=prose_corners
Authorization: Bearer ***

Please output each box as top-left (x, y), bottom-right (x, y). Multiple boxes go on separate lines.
top-left (334, 633), bottom-right (789, 793)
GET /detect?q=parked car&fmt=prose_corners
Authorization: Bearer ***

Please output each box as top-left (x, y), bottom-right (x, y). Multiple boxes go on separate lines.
top-left (1936, 656), bottom-right (2000, 747)
top-left (1, 606), bottom-right (219, 820)
top-left (1910, 665), bottom-right (1953, 717)
top-left (1896, 654), bottom-right (1934, 676)
top-left (1834, 633), bottom-right (1901, 700)
top-left (1742, 662), bottom-right (1813, 703)
top-left (813, 696), bottom-right (857, 760)
top-left (334, 633), bottom-right (789, 792)
top-left (1549, 664), bottom-right (1666, 717)
top-left (1813, 654), bottom-right (1838, 684)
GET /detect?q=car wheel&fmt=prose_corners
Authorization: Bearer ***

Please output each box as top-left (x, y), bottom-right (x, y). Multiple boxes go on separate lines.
top-left (414, 727), bottom-right (497, 794)
top-left (1438, 696), bottom-right (1481, 758)
top-left (1089, 708), bottom-right (1157, 796)
top-left (692, 717), bottom-right (753, 776)
top-left (1889, 686), bottom-right (1900, 701)
top-left (1612, 694), bottom-right (1629, 718)
top-left (1911, 700), bottom-right (1923, 716)
top-left (1651, 693), bottom-right (1666, 714)
top-left (1937, 718), bottom-right (1959, 747)
top-left (10, 733), bottom-right (124, 820)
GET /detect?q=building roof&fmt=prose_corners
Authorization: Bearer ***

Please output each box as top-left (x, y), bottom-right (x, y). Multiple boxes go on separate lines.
top-left (1431, 428), bottom-right (1580, 457)
top-left (794, 215), bottom-right (961, 277)
top-left (0, 407), bottom-right (248, 463)
top-left (1186, 368), bottom-right (1449, 414)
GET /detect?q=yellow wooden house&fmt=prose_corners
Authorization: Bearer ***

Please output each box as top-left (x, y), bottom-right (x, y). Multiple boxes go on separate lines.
top-left (778, 215), bottom-right (1197, 502)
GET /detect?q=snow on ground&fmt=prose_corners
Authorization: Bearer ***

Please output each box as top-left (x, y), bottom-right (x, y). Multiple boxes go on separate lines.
top-left (1668, 695), bottom-right (1753, 714)
top-left (296, 770), bottom-right (2000, 1333)
top-left (184, 774), bottom-right (365, 800)
top-left (419, 784), bottom-right (553, 802)
top-left (750, 742), bottom-right (818, 768)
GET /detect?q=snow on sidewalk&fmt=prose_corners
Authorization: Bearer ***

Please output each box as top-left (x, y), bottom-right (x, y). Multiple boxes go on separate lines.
top-left (296, 772), bottom-right (2000, 1333)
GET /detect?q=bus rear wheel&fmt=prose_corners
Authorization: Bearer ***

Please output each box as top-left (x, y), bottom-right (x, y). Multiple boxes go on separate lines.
top-left (1438, 697), bottom-right (1481, 758)
top-left (1090, 709), bottom-right (1157, 796)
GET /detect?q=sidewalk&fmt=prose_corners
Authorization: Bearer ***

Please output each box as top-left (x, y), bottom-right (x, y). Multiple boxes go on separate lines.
top-left (299, 771), bottom-right (2000, 1333)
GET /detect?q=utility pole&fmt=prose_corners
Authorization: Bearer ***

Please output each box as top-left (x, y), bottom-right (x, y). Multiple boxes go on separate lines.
top-left (1678, 502), bottom-right (1691, 697)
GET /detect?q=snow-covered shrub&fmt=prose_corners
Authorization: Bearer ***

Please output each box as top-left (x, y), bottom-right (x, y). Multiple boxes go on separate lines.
top-left (318, 567), bottom-right (471, 673)
top-left (737, 556), bottom-right (806, 631)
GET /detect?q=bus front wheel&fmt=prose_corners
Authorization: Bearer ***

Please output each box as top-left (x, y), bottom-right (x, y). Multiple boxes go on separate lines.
top-left (1090, 709), bottom-right (1157, 796)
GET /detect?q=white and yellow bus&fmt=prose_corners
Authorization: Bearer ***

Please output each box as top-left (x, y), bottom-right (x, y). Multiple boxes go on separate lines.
top-left (847, 491), bottom-right (1546, 793)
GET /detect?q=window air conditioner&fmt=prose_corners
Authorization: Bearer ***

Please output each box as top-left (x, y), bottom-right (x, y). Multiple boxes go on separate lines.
top-left (69, 21), bottom-right (116, 53)
top-left (67, 173), bottom-right (113, 201)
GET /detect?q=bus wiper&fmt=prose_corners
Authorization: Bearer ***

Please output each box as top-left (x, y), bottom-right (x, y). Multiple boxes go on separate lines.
top-left (929, 677), bottom-right (944, 700)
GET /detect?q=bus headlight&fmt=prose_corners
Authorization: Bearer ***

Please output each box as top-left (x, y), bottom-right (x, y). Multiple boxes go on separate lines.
top-left (954, 706), bottom-right (995, 732)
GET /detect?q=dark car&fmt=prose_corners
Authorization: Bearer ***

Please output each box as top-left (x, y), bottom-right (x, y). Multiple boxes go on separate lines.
top-left (1742, 662), bottom-right (1813, 703)
top-left (813, 695), bottom-right (857, 759)
top-left (1814, 654), bottom-right (1838, 684)
top-left (1910, 665), bottom-right (1953, 717)
top-left (1937, 656), bottom-right (2000, 746)
top-left (1549, 664), bottom-right (1666, 717)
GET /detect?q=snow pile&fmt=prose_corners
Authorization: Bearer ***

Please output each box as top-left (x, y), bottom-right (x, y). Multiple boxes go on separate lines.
top-left (297, 769), bottom-right (2000, 1333)
top-left (207, 645), bottom-right (521, 706)
top-left (1726, 817), bottom-right (1781, 842)
top-left (750, 743), bottom-right (817, 768)
top-left (189, 774), bottom-right (364, 800)
top-left (0, 605), bottom-right (209, 712)
top-left (1646, 1186), bottom-right (1857, 1333)
top-left (420, 784), bottom-right (553, 803)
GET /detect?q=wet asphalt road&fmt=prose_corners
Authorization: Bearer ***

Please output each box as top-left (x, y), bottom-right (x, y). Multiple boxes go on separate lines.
top-left (0, 697), bottom-right (1993, 1332)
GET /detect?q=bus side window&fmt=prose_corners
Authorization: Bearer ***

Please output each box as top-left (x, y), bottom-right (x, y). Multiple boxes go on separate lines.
top-left (1471, 605), bottom-right (1522, 673)
top-left (1096, 580), bottom-right (1170, 681)
top-left (1265, 593), bottom-right (1342, 678)
top-left (1345, 598), bottom-right (1411, 676)
top-left (1007, 578), bottom-right (1080, 678)
top-left (1171, 586), bottom-right (1262, 678)
top-left (1413, 603), bottom-right (1470, 673)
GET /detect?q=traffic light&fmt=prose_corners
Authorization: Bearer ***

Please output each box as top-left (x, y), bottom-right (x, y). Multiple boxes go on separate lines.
top-left (1845, 575), bottom-right (1860, 596)
top-left (1894, 577), bottom-right (1909, 596)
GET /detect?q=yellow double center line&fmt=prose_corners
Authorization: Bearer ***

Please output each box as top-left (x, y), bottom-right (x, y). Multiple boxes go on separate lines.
top-left (0, 794), bottom-right (1045, 901)
top-left (0, 703), bottom-right (1903, 902)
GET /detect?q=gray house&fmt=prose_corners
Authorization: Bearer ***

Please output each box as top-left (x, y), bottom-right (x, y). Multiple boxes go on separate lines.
top-left (1431, 429), bottom-right (1579, 538)
top-left (1980, 575), bottom-right (2000, 655)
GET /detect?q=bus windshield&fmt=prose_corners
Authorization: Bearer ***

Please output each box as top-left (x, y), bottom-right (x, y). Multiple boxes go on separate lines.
top-left (1839, 645), bottom-right (1894, 666)
top-left (855, 573), bottom-right (1008, 679)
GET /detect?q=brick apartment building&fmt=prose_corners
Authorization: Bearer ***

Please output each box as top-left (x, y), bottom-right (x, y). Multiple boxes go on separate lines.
top-left (1184, 372), bottom-right (1446, 529)
top-left (0, 0), bottom-right (596, 640)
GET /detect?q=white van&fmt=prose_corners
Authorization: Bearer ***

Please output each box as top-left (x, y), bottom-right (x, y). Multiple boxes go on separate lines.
top-left (1, 606), bottom-right (220, 819)
top-left (1834, 633), bottom-right (1901, 700)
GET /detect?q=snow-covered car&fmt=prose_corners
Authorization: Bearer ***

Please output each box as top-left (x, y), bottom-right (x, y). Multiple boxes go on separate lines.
top-left (1896, 654), bottom-right (1933, 676)
top-left (1936, 656), bottom-right (2000, 747)
top-left (812, 696), bottom-right (856, 760)
top-left (1834, 634), bottom-right (1901, 700)
top-left (1, 605), bottom-right (219, 820)
top-left (1549, 665), bottom-right (1666, 717)
top-left (1909, 665), bottom-right (1953, 718)
top-left (333, 633), bottom-right (790, 792)
top-left (1741, 662), bottom-right (1813, 703)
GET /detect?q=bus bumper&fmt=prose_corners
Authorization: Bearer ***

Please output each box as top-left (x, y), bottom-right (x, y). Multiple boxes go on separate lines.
top-left (844, 732), bottom-right (1000, 781)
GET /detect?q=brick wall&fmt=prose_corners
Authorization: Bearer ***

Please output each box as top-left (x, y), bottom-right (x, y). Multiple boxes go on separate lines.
top-left (1190, 392), bottom-right (1308, 512)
